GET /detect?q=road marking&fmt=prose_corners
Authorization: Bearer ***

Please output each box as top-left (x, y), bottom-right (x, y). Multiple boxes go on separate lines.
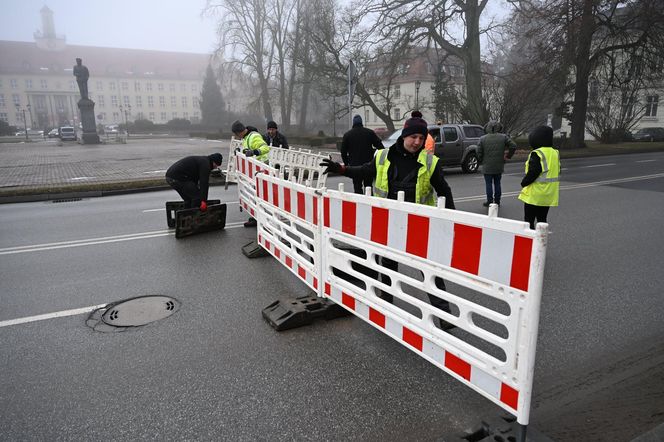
top-left (69, 176), bottom-right (95, 181)
top-left (143, 201), bottom-right (239, 212)
top-left (636, 159), bottom-right (656, 163)
top-left (581, 163), bottom-right (616, 168)
top-left (0, 304), bottom-right (108, 328)
top-left (143, 170), bottom-right (167, 174)
top-left (0, 222), bottom-right (246, 255)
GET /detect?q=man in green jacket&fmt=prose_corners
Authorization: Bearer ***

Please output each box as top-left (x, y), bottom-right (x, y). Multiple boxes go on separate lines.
top-left (477, 121), bottom-right (517, 207)
top-left (232, 120), bottom-right (271, 227)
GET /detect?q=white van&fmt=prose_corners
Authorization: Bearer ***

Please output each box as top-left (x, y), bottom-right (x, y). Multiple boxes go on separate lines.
top-left (59, 126), bottom-right (77, 141)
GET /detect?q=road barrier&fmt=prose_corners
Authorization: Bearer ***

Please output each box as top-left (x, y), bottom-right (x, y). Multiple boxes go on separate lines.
top-left (253, 173), bottom-right (548, 426)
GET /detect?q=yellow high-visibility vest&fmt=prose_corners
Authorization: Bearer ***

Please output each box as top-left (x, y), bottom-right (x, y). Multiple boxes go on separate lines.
top-left (243, 131), bottom-right (270, 162)
top-left (518, 147), bottom-right (560, 206)
top-left (373, 148), bottom-right (438, 206)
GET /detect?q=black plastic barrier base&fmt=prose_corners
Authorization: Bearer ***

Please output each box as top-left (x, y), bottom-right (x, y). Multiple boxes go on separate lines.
top-left (242, 240), bottom-right (270, 258)
top-left (461, 414), bottom-right (553, 442)
top-left (262, 295), bottom-right (351, 331)
top-left (166, 200), bottom-right (220, 228)
top-left (174, 203), bottom-right (227, 239)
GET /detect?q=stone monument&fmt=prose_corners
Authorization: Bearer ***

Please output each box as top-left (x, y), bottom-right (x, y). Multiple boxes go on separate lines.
top-left (73, 58), bottom-right (100, 144)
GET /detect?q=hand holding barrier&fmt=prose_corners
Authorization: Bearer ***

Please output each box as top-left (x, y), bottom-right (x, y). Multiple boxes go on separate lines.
top-left (252, 175), bottom-right (548, 426)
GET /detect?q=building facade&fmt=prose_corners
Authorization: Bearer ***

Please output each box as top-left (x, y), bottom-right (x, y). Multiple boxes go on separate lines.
top-left (0, 6), bottom-right (210, 131)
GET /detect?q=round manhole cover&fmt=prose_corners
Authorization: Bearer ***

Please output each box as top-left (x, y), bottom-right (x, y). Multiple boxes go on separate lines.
top-left (101, 295), bottom-right (180, 327)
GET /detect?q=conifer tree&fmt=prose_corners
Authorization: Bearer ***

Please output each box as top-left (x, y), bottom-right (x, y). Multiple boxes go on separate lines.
top-left (199, 64), bottom-right (226, 127)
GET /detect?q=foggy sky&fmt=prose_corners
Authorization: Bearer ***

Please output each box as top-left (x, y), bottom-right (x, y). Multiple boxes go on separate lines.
top-left (1, 0), bottom-right (218, 54)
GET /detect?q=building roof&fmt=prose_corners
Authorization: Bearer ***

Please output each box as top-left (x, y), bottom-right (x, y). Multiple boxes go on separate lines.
top-left (0, 40), bottom-right (211, 80)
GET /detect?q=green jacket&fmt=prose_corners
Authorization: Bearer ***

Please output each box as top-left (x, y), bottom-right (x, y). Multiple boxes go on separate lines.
top-left (477, 121), bottom-right (517, 175)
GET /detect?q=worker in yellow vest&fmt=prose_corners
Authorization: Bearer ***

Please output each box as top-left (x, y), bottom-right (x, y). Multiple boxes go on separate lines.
top-left (518, 125), bottom-right (560, 229)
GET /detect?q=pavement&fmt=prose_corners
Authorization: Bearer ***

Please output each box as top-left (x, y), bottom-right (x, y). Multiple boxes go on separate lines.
top-left (2, 135), bottom-right (663, 204)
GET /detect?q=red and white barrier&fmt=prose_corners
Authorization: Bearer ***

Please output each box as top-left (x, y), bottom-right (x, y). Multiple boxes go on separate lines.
top-left (234, 152), bottom-right (276, 218)
top-left (268, 147), bottom-right (330, 189)
top-left (251, 174), bottom-right (548, 425)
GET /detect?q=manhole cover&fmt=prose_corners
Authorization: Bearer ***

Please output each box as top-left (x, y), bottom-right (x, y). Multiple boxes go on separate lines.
top-left (86, 295), bottom-right (180, 332)
top-left (101, 295), bottom-right (180, 327)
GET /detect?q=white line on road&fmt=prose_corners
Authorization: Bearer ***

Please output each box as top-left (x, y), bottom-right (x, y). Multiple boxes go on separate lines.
top-left (0, 303), bottom-right (108, 328)
top-left (0, 222), bottom-right (246, 255)
top-left (636, 159), bottom-right (656, 163)
top-left (581, 163), bottom-right (616, 168)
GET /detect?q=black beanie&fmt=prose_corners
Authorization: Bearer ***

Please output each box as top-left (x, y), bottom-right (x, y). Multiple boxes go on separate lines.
top-left (267, 120), bottom-right (278, 129)
top-left (209, 153), bottom-right (223, 165)
top-left (528, 125), bottom-right (553, 149)
top-left (231, 120), bottom-right (245, 134)
top-left (352, 115), bottom-right (363, 126)
top-left (401, 117), bottom-right (428, 138)
top-left (411, 110), bottom-right (423, 118)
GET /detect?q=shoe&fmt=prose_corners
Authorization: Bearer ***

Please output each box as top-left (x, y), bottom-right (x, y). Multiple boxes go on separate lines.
top-left (243, 217), bottom-right (257, 227)
top-left (483, 201), bottom-right (492, 207)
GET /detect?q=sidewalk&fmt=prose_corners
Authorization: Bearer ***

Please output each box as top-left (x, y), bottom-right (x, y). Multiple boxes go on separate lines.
top-left (1, 136), bottom-right (662, 204)
top-left (0, 137), bottom-right (337, 203)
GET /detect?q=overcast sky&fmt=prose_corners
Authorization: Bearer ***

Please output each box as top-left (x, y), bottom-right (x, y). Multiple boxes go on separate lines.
top-left (1, 0), bottom-right (219, 53)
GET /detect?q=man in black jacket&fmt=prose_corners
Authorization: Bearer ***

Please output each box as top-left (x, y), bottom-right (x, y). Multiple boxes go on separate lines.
top-left (340, 114), bottom-right (384, 194)
top-left (263, 120), bottom-right (289, 149)
top-left (165, 153), bottom-right (222, 211)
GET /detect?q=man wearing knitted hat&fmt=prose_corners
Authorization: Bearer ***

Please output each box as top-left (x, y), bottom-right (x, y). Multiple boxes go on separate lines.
top-left (263, 120), bottom-right (289, 149)
top-left (321, 116), bottom-right (457, 330)
top-left (340, 114), bottom-right (384, 194)
top-left (411, 111), bottom-right (434, 153)
top-left (518, 125), bottom-right (560, 229)
top-left (165, 153), bottom-right (223, 211)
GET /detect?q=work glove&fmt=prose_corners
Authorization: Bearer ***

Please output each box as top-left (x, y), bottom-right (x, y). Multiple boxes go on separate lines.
top-left (320, 157), bottom-right (345, 175)
top-left (200, 201), bottom-right (207, 212)
top-left (243, 148), bottom-right (260, 157)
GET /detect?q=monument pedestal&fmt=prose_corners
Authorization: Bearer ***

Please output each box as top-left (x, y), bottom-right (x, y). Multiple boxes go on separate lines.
top-left (77, 98), bottom-right (100, 144)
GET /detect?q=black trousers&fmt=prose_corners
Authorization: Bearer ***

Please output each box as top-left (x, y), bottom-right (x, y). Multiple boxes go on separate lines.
top-left (166, 177), bottom-right (201, 209)
top-left (352, 176), bottom-right (372, 195)
top-left (524, 203), bottom-right (550, 229)
top-left (379, 257), bottom-right (451, 313)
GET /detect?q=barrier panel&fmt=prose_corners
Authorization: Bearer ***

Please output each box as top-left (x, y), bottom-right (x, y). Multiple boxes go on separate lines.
top-left (254, 173), bottom-right (321, 293)
top-left (224, 137), bottom-right (243, 187)
top-left (268, 147), bottom-right (330, 189)
top-left (251, 172), bottom-right (548, 426)
top-left (234, 152), bottom-right (276, 218)
top-left (319, 186), bottom-right (547, 425)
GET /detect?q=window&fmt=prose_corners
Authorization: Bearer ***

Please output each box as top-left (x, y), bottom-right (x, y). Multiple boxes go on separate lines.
top-left (194, 111), bottom-right (200, 118)
top-left (111, 95), bottom-right (118, 107)
top-left (645, 95), bottom-right (659, 117)
top-left (159, 96), bottom-right (166, 108)
top-left (0, 113), bottom-right (8, 122)
top-left (100, 112), bottom-right (106, 121)
top-left (183, 112), bottom-right (189, 119)
top-left (161, 112), bottom-right (167, 121)
top-left (393, 108), bottom-right (401, 120)
top-left (121, 82), bottom-right (128, 91)
top-left (171, 96), bottom-right (177, 107)
top-left (443, 127), bottom-right (458, 142)
top-left (96, 81), bottom-right (103, 91)
top-left (0, 94), bottom-right (4, 107)
top-left (147, 96), bottom-right (154, 107)
top-left (158, 83), bottom-right (164, 91)
top-left (10, 79), bottom-right (18, 89)
top-left (365, 109), bottom-right (369, 122)
top-left (191, 84), bottom-right (197, 92)
top-left (181, 96), bottom-right (188, 107)
top-left (192, 97), bottom-right (198, 107)
top-left (149, 112), bottom-right (155, 121)
top-left (430, 128), bottom-right (441, 142)
top-left (397, 64), bottom-right (410, 74)
top-left (110, 82), bottom-right (116, 91)
top-left (134, 81), bottom-right (141, 92)
top-left (169, 84), bottom-right (175, 92)
top-left (35, 96), bottom-right (46, 110)
top-left (621, 97), bottom-right (635, 118)
top-left (123, 96), bottom-right (130, 106)
top-left (180, 84), bottom-right (186, 92)
top-left (146, 83), bottom-right (152, 92)
top-left (137, 112), bottom-right (144, 119)
top-left (25, 79), bottom-right (33, 89)
top-left (69, 80), bottom-right (76, 90)
top-left (12, 94), bottom-right (20, 106)
top-left (112, 111), bottom-right (119, 121)
top-left (97, 96), bottom-right (105, 107)
top-left (135, 96), bottom-right (142, 107)
top-left (394, 85), bottom-right (400, 99)
top-left (172, 111), bottom-right (178, 118)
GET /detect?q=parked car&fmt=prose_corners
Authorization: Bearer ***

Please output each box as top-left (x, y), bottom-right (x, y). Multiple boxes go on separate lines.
top-left (105, 124), bottom-right (119, 134)
top-left (47, 128), bottom-right (59, 138)
top-left (633, 127), bottom-right (664, 142)
top-left (383, 123), bottom-right (484, 173)
top-left (58, 126), bottom-right (77, 141)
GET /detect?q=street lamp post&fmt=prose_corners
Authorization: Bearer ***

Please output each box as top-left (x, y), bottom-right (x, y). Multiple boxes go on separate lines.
top-left (415, 80), bottom-right (421, 110)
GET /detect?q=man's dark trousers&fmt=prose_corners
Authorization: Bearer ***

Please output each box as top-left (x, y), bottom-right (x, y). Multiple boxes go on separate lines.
top-left (353, 177), bottom-right (372, 194)
top-left (166, 177), bottom-right (201, 209)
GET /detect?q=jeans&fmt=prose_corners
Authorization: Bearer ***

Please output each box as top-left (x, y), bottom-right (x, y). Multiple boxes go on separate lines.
top-left (483, 173), bottom-right (502, 203)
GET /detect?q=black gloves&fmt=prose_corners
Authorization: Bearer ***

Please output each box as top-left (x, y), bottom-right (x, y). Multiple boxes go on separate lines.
top-left (243, 148), bottom-right (260, 157)
top-left (320, 158), bottom-right (345, 175)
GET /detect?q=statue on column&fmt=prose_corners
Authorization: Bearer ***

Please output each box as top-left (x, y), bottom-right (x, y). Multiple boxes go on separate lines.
top-left (73, 58), bottom-right (89, 100)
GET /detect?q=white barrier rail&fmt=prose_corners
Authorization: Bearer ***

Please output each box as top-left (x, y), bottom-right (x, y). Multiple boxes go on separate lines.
top-left (268, 147), bottom-right (330, 189)
top-left (235, 153), bottom-right (275, 218)
top-left (224, 137), bottom-right (243, 185)
top-left (252, 174), bottom-right (548, 426)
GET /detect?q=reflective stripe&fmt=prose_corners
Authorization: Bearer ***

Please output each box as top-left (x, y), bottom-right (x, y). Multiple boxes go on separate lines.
top-left (538, 150), bottom-right (549, 173)
top-left (535, 176), bottom-right (559, 183)
top-left (378, 149), bottom-right (388, 165)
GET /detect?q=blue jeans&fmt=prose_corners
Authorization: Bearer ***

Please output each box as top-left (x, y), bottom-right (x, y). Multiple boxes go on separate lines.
top-left (483, 173), bottom-right (502, 203)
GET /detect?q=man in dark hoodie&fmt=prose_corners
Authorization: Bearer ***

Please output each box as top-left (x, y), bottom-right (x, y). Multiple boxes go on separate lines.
top-left (518, 125), bottom-right (560, 229)
top-left (165, 153), bottom-right (223, 211)
top-left (340, 114), bottom-right (384, 194)
top-left (321, 117), bottom-right (457, 330)
top-left (477, 120), bottom-right (517, 207)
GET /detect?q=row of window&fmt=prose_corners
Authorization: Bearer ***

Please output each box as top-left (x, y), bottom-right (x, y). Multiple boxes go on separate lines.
top-left (0, 93), bottom-right (200, 110)
top-left (0, 78), bottom-right (200, 94)
top-left (0, 111), bottom-right (201, 124)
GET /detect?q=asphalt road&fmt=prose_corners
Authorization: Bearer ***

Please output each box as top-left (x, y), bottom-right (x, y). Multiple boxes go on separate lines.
top-left (1, 151), bottom-right (664, 441)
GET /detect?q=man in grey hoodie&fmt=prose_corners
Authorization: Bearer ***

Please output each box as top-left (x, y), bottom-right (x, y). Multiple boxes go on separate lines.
top-left (477, 121), bottom-right (517, 207)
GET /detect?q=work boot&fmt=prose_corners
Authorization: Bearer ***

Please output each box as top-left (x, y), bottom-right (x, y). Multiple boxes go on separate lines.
top-left (482, 201), bottom-right (492, 207)
top-left (244, 217), bottom-right (257, 228)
